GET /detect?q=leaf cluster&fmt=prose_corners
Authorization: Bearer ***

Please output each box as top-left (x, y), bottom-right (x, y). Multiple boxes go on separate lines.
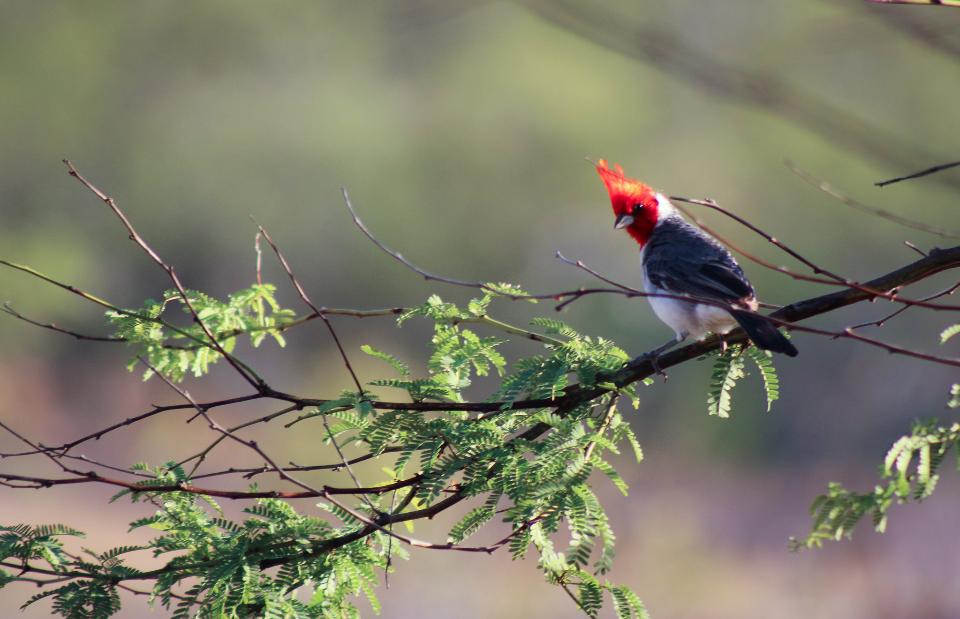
top-left (705, 344), bottom-right (780, 418)
top-left (107, 284), bottom-right (293, 381)
top-left (794, 324), bottom-right (960, 550)
top-left (1, 283), bottom-right (786, 618)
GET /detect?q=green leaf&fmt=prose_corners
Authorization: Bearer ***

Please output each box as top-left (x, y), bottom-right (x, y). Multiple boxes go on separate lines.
top-left (530, 317), bottom-right (580, 339)
top-left (447, 504), bottom-right (496, 544)
top-left (745, 346), bottom-right (779, 412)
top-left (360, 344), bottom-right (409, 377)
top-left (592, 458), bottom-right (629, 496)
top-left (577, 574), bottom-right (603, 618)
top-left (483, 282), bottom-right (533, 300)
top-left (610, 585), bottom-right (650, 619)
top-left (940, 323), bottom-right (960, 343)
top-left (799, 419), bottom-right (960, 549)
top-left (706, 350), bottom-right (745, 418)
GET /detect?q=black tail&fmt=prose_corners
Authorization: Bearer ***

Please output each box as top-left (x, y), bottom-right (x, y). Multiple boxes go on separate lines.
top-left (730, 310), bottom-right (798, 357)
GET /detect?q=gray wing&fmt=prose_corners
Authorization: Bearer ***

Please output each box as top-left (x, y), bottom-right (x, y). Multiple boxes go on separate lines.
top-left (642, 217), bottom-right (754, 304)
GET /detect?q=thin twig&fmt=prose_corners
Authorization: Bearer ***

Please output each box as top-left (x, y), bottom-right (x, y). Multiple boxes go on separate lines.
top-left (342, 187), bottom-right (494, 291)
top-left (254, 230), bottom-right (264, 286)
top-left (904, 241), bottom-right (927, 258)
top-left (555, 251), bottom-right (637, 292)
top-left (583, 395), bottom-right (618, 463)
top-left (64, 160), bottom-right (265, 390)
top-left (140, 359), bottom-right (503, 554)
top-left (875, 160), bottom-right (960, 187)
top-left (320, 414), bottom-right (381, 513)
top-left (848, 281), bottom-right (960, 331)
top-left (1, 303), bottom-right (121, 343)
top-left (253, 221), bottom-right (364, 393)
top-left (787, 160), bottom-right (960, 238)
top-left (0, 470), bottom-right (416, 500)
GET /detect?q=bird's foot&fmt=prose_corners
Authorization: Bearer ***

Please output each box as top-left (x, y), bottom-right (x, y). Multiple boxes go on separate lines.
top-left (631, 336), bottom-right (686, 382)
top-left (634, 351), bottom-right (668, 382)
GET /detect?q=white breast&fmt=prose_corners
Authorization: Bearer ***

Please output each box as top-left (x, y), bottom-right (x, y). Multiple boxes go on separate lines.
top-left (640, 251), bottom-right (737, 341)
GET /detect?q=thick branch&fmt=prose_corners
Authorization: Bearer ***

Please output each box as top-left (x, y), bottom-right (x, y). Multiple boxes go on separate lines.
top-left (550, 244), bottom-right (960, 411)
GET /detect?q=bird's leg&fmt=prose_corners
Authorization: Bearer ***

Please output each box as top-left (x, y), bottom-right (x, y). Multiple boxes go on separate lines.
top-left (634, 333), bottom-right (687, 380)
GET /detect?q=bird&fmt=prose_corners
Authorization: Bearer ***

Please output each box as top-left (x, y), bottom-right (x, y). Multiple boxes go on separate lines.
top-left (594, 159), bottom-right (798, 365)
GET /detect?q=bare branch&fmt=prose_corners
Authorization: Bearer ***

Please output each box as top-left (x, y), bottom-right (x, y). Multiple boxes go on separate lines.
top-left (0, 470), bottom-right (417, 500)
top-left (342, 187), bottom-right (492, 290)
top-left (786, 160), bottom-right (960, 238)
top-left (253, 220), bottom-right (364, 393)
top-left (1, 303), bottom-right (121, 343)
top-left (848, 281), bottom-right (960, 331)
top-left (555, 250), bottom-right (638, 293)
top-left (63, 160), bottom-right (265, 390)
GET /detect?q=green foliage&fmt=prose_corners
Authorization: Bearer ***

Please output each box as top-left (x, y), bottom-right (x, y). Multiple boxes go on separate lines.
top-left (1, 283), bottom-right (779, 618)
top-left (447, 502), bottom-right (497, 545)
top-left (0, 523), bottom-right (125, 618)
top-left (706, 349), bottom-right (745, 418)
top-left (394, 293), bottom-right (509, 402)
top-left (744, 346), bottom-right (780, 412)
top-left (611, 585), bottom-right (651, 619)
top-left (495, 317), bottom-right (631, 405)
top-left (796, 325), bottom-right (959, 550)
top-left (0, 523), bottom-right (84, 570)
top-left (481, 282), bottom-right (535, 300)
top-left (795, 418), bottom-right (960, 550)
top-left (940, 323), bottom-right (960, 344)
top-left (359, 344), bottom-right (409, 378)
top-left (286, 391), bottom-right (375, 431)
top-left (705, 345), bottom-right (781, 417)
top-left (5, 463), bottom-right (401, 618)
top-left (106, 284), bottom-right (294, 381)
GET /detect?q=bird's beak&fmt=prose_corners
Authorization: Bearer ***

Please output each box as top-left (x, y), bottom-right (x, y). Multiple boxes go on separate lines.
top-left (614, 213), bottom-right (635, 229)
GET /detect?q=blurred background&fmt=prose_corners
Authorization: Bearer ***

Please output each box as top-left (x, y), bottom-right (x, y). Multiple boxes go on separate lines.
top-left (1, 1), bottom-right (959, 617)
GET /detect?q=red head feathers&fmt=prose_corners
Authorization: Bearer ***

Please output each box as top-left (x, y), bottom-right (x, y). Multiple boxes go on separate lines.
top-left (595, 159), bottom-right (660, 247)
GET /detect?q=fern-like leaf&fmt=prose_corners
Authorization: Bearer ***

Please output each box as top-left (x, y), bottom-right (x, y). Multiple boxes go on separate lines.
top-left (706, 351), bottom-right (745, 418)
top-left (745, 346), bottom-right (780, 412)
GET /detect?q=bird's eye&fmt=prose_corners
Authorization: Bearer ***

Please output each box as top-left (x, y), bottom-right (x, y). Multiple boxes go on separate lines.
top-left (632, 203), bottom-right (644, 213)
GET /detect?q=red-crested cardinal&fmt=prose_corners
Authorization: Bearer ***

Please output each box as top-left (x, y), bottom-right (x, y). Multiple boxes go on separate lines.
top-left (595, 160), bottom-right (798, 361)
